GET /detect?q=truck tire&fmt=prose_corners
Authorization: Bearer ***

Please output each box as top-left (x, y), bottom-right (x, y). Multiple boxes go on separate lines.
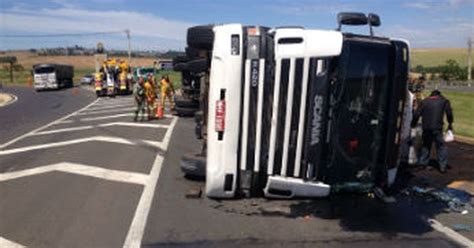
top-left (187, 25), bottom-right (214, 50)
top-left (186, 46), bottom-right (200, 59)
top-left (180, 153), bottom-right (206, 178)
top-left (174, 106), bottom-right (198, 117)
top-left (187, 58), bottom-right (209, 73)
top-left (173, 56), bottom-right (189, 65)
top-left (175, 97), bottom-right (199, 108)
top-left (173, 63), bottom-right (189, 72)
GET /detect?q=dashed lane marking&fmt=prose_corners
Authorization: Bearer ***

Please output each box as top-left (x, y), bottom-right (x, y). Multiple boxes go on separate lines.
top-left (79, 113), bottom-right (174, 122)
top-left (0, 136), bottom-right (163, 156)
top-left (76, 107), bottom-right (137, 116)
top-left (57, 120), bottom-right (74, 124)
top-left (0, 98), bottom-right (99, 150)
top-left (80, 113), bottom-right (136, 122)
top-left (85, 103), bottom-right (135, 111)
top-left (32, 122), bottom-right (170, 136)
top-left (0, 162), bottom-right (149, 185)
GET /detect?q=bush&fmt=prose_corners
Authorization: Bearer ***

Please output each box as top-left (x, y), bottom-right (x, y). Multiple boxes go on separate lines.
top-left (412, 59), bottom-right (468, 81)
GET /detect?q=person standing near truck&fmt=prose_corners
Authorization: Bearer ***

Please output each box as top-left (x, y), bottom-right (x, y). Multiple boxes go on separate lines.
top-left (159, 75), bottom-right (175, 112)
top-left (133, 77), bottom-right (146, 121)
top-left (412, 90), bottom-right (454, 173)
top-left (144, 74), bottom-right (156, 120)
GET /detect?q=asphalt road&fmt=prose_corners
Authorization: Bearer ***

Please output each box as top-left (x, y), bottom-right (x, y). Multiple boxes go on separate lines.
top-left (0, 86), bottom-right (472, 247)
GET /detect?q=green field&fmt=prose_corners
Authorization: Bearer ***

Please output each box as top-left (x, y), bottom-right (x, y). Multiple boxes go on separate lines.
top-left (441, 91), bottom-right (474, 138)
top-left (0, 68), bottom-right (182, 89)
top-left (411, 48), bottom-right (470, 68)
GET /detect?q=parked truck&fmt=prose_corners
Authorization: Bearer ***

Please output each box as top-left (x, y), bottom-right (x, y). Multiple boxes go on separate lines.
top-left (33, 64), bottom-right (74, 91)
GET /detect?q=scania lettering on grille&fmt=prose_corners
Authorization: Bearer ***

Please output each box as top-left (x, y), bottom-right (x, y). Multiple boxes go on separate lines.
top-left (310, 95), bottom-right (323, 145)
top-left (251, 60), bottom-right (259, 87)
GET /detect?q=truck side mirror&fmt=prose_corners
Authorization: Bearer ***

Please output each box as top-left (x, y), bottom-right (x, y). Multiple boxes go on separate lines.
top-left (368, 13), bottom-right (381, 36)
top-left (337, 12), bottom-right (368, 31)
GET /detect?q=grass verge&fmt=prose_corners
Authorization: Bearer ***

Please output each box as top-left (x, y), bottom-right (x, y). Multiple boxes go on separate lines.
top-left (442, 91), bottom-right (474, 138)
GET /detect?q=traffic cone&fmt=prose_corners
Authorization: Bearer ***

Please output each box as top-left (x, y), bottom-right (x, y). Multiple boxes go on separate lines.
top-left (156, 102), bottom-right (164, 119)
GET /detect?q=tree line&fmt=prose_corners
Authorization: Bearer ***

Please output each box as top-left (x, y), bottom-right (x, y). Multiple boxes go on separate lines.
top-left (412, 59), bottom-right (472, 81)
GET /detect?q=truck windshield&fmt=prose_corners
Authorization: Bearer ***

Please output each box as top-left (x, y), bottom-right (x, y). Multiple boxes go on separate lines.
top-left (35, 67), bottom-right (55, 74)
top-left (326, 38), bottom-right (392, 182)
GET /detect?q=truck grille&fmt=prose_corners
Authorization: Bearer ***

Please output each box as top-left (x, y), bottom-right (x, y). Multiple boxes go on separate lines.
top-left (238, 30), bottom-right (328, 194)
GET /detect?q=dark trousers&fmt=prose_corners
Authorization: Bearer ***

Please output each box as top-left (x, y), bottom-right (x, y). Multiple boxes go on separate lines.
top-left (419, 129), bottom-right (448, 169)
top-left (135, 100), bottom-right (146, 119)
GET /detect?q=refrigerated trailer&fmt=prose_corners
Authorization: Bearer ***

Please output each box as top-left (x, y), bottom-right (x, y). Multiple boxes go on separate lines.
top-left (33, 64), bottom-right (74, 90)
top-left (187, 13), bottom-right (412, 199)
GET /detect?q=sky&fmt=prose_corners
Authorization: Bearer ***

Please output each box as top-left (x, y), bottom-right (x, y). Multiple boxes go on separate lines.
top-left (0, 0), bottom-right (473, 51)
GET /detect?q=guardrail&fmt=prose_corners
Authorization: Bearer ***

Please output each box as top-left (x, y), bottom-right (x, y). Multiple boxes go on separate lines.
top-left (424, 80), bottom-right (474, 91)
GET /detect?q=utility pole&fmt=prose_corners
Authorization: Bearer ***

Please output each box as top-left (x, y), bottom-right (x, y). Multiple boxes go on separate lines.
top-left (468, 37), bottom-right (472, 84)
top-left (125, 29), bottom-right (132, 64)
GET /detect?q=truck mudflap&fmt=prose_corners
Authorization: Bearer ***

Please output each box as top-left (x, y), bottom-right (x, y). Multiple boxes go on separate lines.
top-left (264, 176), bottom-right (330, 198)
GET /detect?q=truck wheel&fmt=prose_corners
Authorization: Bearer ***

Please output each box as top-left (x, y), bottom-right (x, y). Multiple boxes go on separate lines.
top-left (186, 47), bottom-right (200, 59)
top-left (187, 25), bottom-right (214, 50)
top-left (173, 63), bottom-right (189, 72)
top-left (175, 97), bottom-right (199, 108)
top-left (174, 106), bottom-right (198, 117)
top-left (180, 153), bottom-right (206, 179)
top-left (186, 58), bottom-right (209, 73)
top-left (173, 56), bottom-right (189, 65)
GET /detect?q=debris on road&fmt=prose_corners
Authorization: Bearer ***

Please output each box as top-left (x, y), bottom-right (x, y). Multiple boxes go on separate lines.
top-left (330, 182), bottom-right (373, 194)
top-left (451, 223), bottom-right (472, 232)
top-left (411, 186), bottom-right (472, 213)
top-left (448, 180), bottom-right (474, 195)
top-left (185, 188), bottom-right (202, 199)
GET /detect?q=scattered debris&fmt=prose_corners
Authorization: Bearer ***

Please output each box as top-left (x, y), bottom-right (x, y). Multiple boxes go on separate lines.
top-left (448, 180), bottom-right (474, 195)
top-left (331, 182), bottom-right (373, 194)
top-left (373, 187), bottom-right (397, 203)
top-left (185, 188), bottom-right (202, 199)
top-left (411, 186), bottom-right (472, 213)
top-left (451, 224), bottom-right (472, 232)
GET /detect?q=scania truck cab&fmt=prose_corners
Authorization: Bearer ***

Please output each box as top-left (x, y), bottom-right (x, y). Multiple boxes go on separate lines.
top-left (187, 13), bottom-right (411, 199)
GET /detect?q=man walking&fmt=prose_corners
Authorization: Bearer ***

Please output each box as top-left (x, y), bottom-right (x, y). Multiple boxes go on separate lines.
top-left (412, 90), bottom-right (454, 173)
top-left (133, 77), bottom-right (146, 121)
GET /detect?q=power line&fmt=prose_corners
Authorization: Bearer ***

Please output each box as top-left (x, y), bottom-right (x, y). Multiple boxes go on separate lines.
top-left (0, 30), bottom-right (126, 38)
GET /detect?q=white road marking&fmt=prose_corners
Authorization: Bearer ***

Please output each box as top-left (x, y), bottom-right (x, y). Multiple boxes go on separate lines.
top-left (0, 98), bottom-right (99, 150)
top-left (1, 91), bottom-right (179, 248)
top-left (86, 103), bottom-right (135, 111)
top-left (0, 236), bottom-right (25, 248)
top-left (0, 136), bottom-right (163, 156)
top-left (80, 113), bottom-right (174, 122)
top-left (76, 107), bottom-right (136, 116)
top-left (32, 122), bottom-right (169, 136)
top-left (0, 162), bottom-right (149, 185)
top-left (93, 102), bottom-right (135, 108)
top-left (80, 113), bottom-right (134, 121)
top-left (0, 93), bottom-right (18, 107)
top-left (123, 116), bottom-right (178, 248)
top-left (428, 219), bottom-right (474, 247)
top-left (32, 125), bottom-right (94, 135)
top-left (57, 120), bottom-right (74, 124)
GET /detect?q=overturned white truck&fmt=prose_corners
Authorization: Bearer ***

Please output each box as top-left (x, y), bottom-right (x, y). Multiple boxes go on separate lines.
top-left (185, 12), bottom-right (412, 199)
